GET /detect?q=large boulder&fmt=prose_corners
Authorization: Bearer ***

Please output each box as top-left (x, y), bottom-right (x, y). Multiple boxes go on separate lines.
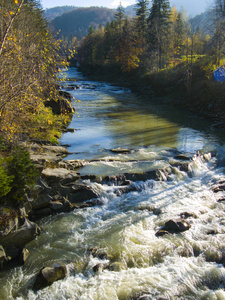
top-left (0, 219), bottom-right (41, 259)
top-left (33, 262), bottom-right (67, 290)
top-left (156, 219), bottom-right (191, 237)
top-left (41, 168), bottom-right (80, 186)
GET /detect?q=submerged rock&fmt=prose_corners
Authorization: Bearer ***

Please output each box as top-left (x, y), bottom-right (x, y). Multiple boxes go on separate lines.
top-left (155, 230), bottom-right (169, 237)
top-left (109, 261), bottom-right (127, 272)
top-left (110, 147), bottom-right (132, 154)
top-left (163, 219), bottom-right (191, 232)
top-left (33, 262), bottom-right (67, 290)
top-left (156, 219), bottom-right (191, 236)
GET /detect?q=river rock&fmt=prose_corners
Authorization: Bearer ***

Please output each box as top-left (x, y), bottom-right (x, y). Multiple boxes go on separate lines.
top-left (162, 219), bottom-right (191, 233)
top-left (103, 168), bottom-right (171, 184)
top-left (28, 144), bottom-right (70, 166)
top-left (0, 219), bottom-right (41, 259)
top-left (33, 262), bottom-right (67, 290)
top-left (67, 183), bottom-right (99, 203)
top-left (0, 245), bottom-right (8, 268)
top-left (31, 194), bottom-right (53, 210)
top-left (109, 261), bottom-right (127, 272)
top-left (42, 168), bottom-right (80, 185)
top-left (174, 154), bottom-right (191, 161)
top-left (21, 248), bottom-right (30, 264)
top-left (110, 147), bottom-right (132, 154)
top-left (155, 230), bottom-right (170, 237)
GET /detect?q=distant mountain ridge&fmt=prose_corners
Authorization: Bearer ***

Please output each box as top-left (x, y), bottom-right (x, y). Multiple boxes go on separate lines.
top-left (46, 2), bottom-right (213, 40)
top-left (44, 6), bottom-right (78, 21)
top-left (50, 7), bottom-right (115, 39)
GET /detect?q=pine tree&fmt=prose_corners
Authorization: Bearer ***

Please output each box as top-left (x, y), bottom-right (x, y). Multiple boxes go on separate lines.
top-left (136, 0), bottom-right (149, 37)
top-left (114, 4), bottom-right (126, 34)
top-left (147, 0), bottom-right (171, 70)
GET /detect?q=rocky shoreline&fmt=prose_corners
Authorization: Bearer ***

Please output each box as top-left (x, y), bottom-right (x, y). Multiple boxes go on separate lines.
top-left (1, 140), bottom-right (224, 291)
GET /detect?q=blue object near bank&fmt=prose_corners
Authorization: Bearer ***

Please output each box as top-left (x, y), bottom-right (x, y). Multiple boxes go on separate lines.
top-left (214, 66), bottom-right (225, 82)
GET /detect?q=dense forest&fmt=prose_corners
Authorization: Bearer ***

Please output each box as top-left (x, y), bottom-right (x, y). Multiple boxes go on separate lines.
top-left (0, 0), bottom-right (72, 206)
top-left (77, 0), bottom-right (225, 123)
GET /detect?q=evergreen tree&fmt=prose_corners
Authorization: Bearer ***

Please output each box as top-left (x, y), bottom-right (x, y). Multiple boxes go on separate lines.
top-left (147, 0), bottom-right (171, 70)
top-left (136, 0), bottom-right (149, 37)
top-left (114, 4), bottom-right (126, 34)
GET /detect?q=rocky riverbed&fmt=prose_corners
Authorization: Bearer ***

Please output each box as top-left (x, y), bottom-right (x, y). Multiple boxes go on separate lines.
top-left (1, 140), bottom-right (223, 292)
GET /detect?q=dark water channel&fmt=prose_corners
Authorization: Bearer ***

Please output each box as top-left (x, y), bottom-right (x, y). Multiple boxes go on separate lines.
top-left (1, 68), bottom-right (225, 299)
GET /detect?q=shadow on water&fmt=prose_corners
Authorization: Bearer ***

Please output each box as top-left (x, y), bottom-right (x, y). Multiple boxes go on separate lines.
top-left (60, 68), bottom-right (225, 160)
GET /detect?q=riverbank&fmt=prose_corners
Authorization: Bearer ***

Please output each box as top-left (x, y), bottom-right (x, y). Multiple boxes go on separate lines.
top-left (0, 90), bottom-right (75, 269)
top-left (78, 56), bottom-right (225, 129)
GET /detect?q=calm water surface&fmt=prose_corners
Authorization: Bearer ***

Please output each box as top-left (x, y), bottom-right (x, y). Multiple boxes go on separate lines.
top-left (0, 68), bottom-right (225, 300)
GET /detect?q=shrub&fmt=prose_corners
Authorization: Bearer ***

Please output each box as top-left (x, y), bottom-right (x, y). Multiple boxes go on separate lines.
top-left (4, 146), bottom-right (38, 204)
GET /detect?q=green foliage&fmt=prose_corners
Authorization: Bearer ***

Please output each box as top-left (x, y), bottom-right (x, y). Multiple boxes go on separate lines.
top-left (5, 146), bottom-right (38, 204)
top-left (0, 159), bottom-right (13, 199)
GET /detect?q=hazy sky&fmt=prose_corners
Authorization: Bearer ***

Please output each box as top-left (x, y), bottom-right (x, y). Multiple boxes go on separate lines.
top-left (40, 0), bottom-right (214, 15)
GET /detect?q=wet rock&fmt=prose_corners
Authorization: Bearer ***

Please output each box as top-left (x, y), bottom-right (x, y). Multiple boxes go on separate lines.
top-left (72, 199), bottom-right (99, 209)
top-left (0, 245), bottom-right (8, 268)
top-left (21, 248), bottom-right (30, 264)
top-left (204, 248), bottom-right (222, 263)
top-left (0, 220), bottom-right (41, 259)
top-left (157, 219), bottom-right (191, 236)
top-left (206, 229), bottom-right (217, 235)
top-left (63, 160), bottom-right (86, 170)
top-left (213, 183), bottom-right (225, 193)
top-left (80, 175), bottom-right (97, 181)
top-left (174, 154), bottom-right (191, 161)
top-left (153, 207), bottom-right (162, 215)
top-left (49, 201), bottom-right (64, 211)
top-left (32, 207), bottom-right (53, 218)
top-left (31, 194), bottom-right (53, 210)
top-left (33, 262), bottom-right (67, 290)
top-left (110, 147), bottom-right (132, 154)
top-left (155, 230), bottom-right (169, 237)
top-left (180, 212), bottom-right (197, 219)
top-left (109, 261), bottom-right (127, 272)
top-left (66, 128), bottom-right (75, 133)
top-left (217, 197), bottom-right (225, 203)
top-left (164, 219), bottom-right (190, 232)
top-left (103, 168), bottom-right (171, 184)
top-left (68, 183), bottom-right (99, 204)
top-left (115, 184), bottom-right (138, 196)
top-left (93, 263), bottom-right (105, 273)
top-left (170, 161), bottom-right (189, 172)
top-left (90, 247), bottom-right (110, 260)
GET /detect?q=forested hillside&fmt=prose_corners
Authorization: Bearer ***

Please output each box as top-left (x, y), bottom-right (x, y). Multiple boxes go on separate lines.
top-left (51, 7), bottom-right (115, 39)
top-left (77, 0), bottom-right (225, 124)
top-left (44, 5), bottom-right (78, 21)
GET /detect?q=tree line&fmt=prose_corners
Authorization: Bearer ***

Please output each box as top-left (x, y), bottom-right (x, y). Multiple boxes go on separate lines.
top-left (78, 0), bottom-right (225, 77)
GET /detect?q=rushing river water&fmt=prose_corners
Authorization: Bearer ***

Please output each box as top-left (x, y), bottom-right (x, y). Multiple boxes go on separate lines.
top-left (1, 68), bottom-right (225, 299)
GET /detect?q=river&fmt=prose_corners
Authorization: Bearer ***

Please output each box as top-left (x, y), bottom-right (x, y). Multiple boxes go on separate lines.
top-left (1, 68), bottom-right (225, 299)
